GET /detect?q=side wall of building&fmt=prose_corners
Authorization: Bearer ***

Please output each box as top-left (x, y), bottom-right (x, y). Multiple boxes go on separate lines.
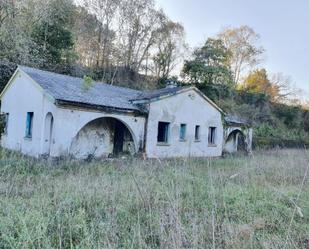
top-left (0, 70), bottom-right (57, 156)
top-left (145, 89), bottom-right (224, 158)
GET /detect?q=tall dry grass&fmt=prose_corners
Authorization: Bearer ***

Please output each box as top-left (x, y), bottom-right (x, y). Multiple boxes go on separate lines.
top-left (0, 149), bottom-right (308, 249)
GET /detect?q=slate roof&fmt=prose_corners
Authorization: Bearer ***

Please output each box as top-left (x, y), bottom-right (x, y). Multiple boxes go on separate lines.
top-left (16, 66), bottom-right (221, 115)
top-left (133, 86), bottom-right (187, 101)
top-left (19, 66), bottom-right (143, 112)
top-left (225, 114), bottom-right (249, 126)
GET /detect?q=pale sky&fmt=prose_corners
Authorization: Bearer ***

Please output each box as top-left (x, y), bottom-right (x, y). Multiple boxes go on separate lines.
top-left (156, 0), bottom-right (309, 100)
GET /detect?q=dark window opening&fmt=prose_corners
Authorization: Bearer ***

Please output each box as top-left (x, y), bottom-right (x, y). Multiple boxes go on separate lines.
top-left (179, 123), bottom-right (187, 141)
top-left (208, 127), bottom-right (216, 145)
top-left (4, 113), bottom-right (9, 134)
top-left (157, 122), bottom-right (170, 143)
top-left (25, 112), bottom-right (34, 138)
top-left (1, 113), bottom-right (9, 135)
top-left (195, 125), bottom-right (200, 141)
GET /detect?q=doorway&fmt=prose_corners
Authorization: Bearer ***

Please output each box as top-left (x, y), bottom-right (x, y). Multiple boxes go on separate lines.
top-left (113, 121), bottom-right (126, 155)
top-left (43, 113), bottom-right (54, 155)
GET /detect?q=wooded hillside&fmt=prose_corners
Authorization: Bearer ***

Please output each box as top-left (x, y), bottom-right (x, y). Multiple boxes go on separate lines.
top-left (0, 0), bottom-right (308, 146)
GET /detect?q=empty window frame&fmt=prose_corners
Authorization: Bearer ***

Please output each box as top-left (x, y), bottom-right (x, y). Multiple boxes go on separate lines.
top-left (195, 125), bottom-right (200, 141)
top-left (208, 127), bottom-right (216, 145)
top-left (157, 121), bottom-right (170, 143)
top-left (4, 113), bottom-right (9, 134)
top-left (179, 123), bottom-right (187, 141)
top-left (25, 112), bottom-right (34, 138)
top-left (1, 113), bottom-right (9, 135)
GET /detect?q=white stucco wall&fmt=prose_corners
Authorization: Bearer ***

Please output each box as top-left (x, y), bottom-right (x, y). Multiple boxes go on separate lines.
top-left (0, 70), bottom-right (57, 156)
top-left (0, 70), bottom-right (146, 158)
top-left (51, 107), bottom-right (145, 158)
top-left (145, 89), bottom-right (224, 158)
top-left (1, 70), bottom-right (228, 159)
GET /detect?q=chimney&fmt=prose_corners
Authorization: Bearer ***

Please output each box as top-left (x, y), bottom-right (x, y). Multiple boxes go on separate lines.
top-left (165, 80), bottom-right (178, 89)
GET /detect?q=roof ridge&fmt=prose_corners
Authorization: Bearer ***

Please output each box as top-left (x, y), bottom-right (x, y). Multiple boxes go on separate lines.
top-left (18, 65), bottom-right (88, 82)
top-left (131, 86), bottom-right (190, 102)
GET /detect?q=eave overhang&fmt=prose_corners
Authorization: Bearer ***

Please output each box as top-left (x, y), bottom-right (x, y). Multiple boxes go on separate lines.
top-left (55, 99), bottom-right (147, 116)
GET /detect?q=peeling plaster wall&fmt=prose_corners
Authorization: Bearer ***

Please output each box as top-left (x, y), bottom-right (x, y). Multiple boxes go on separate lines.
top-left (70, 118), bottom-right (114, 159)
top-left (70, 118), bottom-right (136, 159)
top-left (145, 89), bottom-right (224, 158)
top-left (50, 108), bottom-right (145, 158)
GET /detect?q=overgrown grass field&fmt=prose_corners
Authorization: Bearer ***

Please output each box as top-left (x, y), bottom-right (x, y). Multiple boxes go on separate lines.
top-left (0, 149), bottom-right (308, 249)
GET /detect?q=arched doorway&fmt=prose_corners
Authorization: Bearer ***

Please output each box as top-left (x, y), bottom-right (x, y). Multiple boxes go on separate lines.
top-left (43, 112), bottom-right (54, 155)
top-left (224, 129), bottom-right (247, 153)
top-left (70, 117), bottom-right (136, 159)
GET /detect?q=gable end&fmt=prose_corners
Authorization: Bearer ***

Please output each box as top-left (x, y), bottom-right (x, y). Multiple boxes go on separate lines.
top-left (0, 67), bottom-right (55, 103)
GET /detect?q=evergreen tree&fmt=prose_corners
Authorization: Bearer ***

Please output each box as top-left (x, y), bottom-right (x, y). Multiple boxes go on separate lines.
top-left (31, 0), bottom-right (77, 68)
top-left (182, 38), bottom-right (233, 85)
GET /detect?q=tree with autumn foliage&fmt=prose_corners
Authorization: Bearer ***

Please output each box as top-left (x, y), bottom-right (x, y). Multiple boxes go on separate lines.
top-left (242, 69), bottom-right (273, 94)
top-left (242, 68), bottom-right (301, 104)
top-left (217, 25), bottom-right (264, 85)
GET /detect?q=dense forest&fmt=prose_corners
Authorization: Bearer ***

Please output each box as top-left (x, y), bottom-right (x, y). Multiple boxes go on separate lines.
top-left (0, 0), bottom-right (308, 146)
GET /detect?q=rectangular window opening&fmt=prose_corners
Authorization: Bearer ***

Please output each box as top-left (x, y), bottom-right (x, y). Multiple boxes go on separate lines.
top-left (179, 123), bottom-right (187, 141)
top-left (25, 112), bottom-right (34, 138)
top-left (195, 125), bottom-right (200, 141)
top-left (1, 113), bottom-right (9, 135)
top-left (208, 127), bottom-right (216, 145)
top-left (157, 121), bottom-right (170, 143)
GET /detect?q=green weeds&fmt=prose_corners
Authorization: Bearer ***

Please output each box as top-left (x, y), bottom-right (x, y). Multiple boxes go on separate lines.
top-left (0, 149), bottom-right (308, 248)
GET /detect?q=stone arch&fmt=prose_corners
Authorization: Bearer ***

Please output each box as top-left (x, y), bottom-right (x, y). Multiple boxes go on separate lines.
top-left (70, 116), bottom-right (137, 159)
top-left (225, 129), bottom-right (245, 153)
top-left (42, 112), bottom-right (54, 155)
top-left (224, 127), bottom-right (252, 154)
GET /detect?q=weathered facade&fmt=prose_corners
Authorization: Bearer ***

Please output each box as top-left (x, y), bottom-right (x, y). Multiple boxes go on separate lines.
top-left (223, 115), bottom-right (253, 154)
top-left (0, 66), bottom-right (252, 159)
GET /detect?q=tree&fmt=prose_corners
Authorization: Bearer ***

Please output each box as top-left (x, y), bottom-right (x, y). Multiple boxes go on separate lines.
top-left (0, 0), bottom-right (32, 63)
top-left (31, 0), bottom-right (76, 68)
top-left (243, 69), bottom-right (270, 92)
top-left (270, 73), bottom-right (301, 104)
top-left (182, 38), bottom-right (233, 85)
top-left (117, 0), bottom-right (163, 73)
top-left (76, 0), bottom-right (176, 84)
top-left (0, 0), bottom-right (13, 29)
top-left (217, 25), bottom-right (264, 85)
top-left (152, 17), bottom-right (186, 80)
top-left (242, 69), bottom-right (303, 104)
top-left (74, 6), bottom-right (101, 68)
top-left (0, 60), bottom-right (17, 92)
top-left (81, 0), bottom-right (119, 70)
top-left (304, 109), bottom-right (309, 132)
top-left (242, 68), bottom-right (281, 102)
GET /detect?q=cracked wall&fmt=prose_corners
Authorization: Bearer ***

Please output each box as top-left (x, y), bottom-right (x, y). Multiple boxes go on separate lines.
top-left (70, 118), bottom-right (136, 159)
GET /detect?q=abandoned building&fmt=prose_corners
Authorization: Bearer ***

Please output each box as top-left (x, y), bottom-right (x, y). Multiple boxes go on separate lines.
top-left (0, 66), bottom-right (252, 159)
